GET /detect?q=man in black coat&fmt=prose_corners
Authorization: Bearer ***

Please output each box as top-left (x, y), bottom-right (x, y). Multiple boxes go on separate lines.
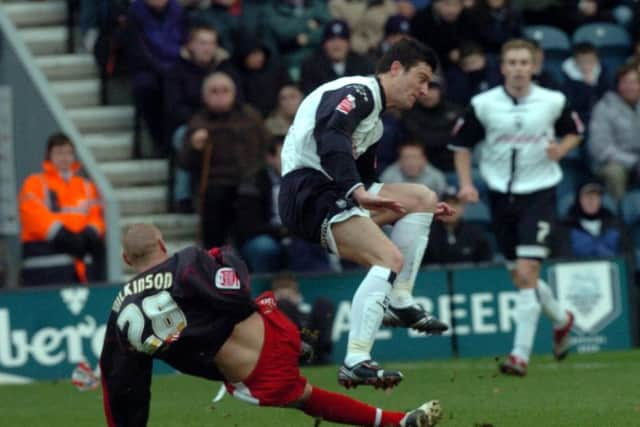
top-left (299, 19), bottom-right (374, 95)
top-left (423, 187), bottom-right (493, 265)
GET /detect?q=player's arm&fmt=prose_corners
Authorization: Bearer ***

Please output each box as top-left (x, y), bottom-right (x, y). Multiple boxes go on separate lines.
top-left (355, 142), bottom-right (379, 188)
top-left (449, 105), bottom-right (485, 202)
top-left (100, 317), bottom-right (153, 427)
top-left (547, 99), bottom-right (584, 161)
top-left (313, 85), bottom-right (375, 198)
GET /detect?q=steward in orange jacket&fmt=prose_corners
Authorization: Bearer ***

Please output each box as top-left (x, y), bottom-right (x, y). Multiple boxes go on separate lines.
top-left (19, 133), bottom-right (105, 286)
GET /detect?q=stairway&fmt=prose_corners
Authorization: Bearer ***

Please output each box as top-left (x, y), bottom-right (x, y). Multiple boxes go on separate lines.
top-left (2, 1), bottom-right (198, 274)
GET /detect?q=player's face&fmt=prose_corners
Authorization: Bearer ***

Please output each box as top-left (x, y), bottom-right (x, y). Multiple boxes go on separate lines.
top-left (501, 48), bottom-right (534, 89)
top-left (49, 144), bottom-right (75, 173)
top-left (394, 61), bottom-right (433, 110)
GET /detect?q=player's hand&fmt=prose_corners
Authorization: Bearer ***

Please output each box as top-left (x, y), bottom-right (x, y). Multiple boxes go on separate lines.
top-left (353, 187), bottom-right (406, 214)
top-left (457, 184), bottom-right (479, 203)
top-left (191, 129), bottom-right (209, 150)
top-left (434, 202), bottom-right (456, 219)
top-left (546, 142), bottom-right (568, 161)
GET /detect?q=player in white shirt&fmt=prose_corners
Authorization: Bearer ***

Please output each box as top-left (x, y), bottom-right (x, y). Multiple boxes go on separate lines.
top-left (451, 39), bottom-right (583, 376)
top-left (279, 38), bottom-right (454, 389)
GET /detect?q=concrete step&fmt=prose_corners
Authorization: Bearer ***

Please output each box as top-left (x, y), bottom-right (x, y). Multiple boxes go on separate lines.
top-left (120, 214), bottom-right (198, 240)
top-left (69, 105), bottom-right (133, 133)
top-left (36, 54), bottom-right (98, 81)
top-left (99, 159), bottom-right (168, 186)
top-left (2, 1), bottom-right (66, 28)
top-left (115, 185), bottom-right (167, 216)
top-left (84, 132), bottom-right (132, 162)
top-left (51, 79), bottom-right (100, 108)
top-left (19, 26), bottom-right (66, 56)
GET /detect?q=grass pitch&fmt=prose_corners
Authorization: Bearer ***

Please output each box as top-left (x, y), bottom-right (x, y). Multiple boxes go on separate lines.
top-left (1, 349), bottom-right (639, 427)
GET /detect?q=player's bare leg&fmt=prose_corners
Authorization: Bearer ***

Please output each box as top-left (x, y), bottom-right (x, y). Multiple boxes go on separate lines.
top-left (372, 183), bottom-right (448, 335)
top-left (332, 216), bottom-right (404, 389)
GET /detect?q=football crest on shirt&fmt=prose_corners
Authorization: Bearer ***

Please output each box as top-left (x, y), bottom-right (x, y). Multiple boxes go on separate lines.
top-left (336, 94), bottom-right (356, 114)
top-left (215, 267), bottom-right (241, 289)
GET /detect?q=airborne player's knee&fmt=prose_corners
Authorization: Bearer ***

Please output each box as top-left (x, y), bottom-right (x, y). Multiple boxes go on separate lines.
top-left (408, 184), bottom-right (438, 213)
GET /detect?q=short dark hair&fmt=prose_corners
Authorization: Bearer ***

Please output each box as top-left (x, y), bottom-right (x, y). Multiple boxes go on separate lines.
top-left (398, 139), bottom-right (426, 156)
top-left (46, 132), bottom-right (73, 159)
top-left (459, 41), bottom-right (485, 60)
top-left (615, 62), bottom-right (640, 87)
top-left (376, 37), bottom-right (439, 74)
top-left (572, 41), bottom-right (598, 56)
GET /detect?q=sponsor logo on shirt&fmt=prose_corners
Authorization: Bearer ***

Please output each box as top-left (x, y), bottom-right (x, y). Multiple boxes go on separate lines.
top-left (336, 94), bottom-right (356, 114)
top-left (215, 267), bottom-right (241, 290)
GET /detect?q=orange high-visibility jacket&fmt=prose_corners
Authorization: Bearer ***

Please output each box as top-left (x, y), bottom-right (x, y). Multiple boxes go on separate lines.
top-left (19, 161), bottom-right (105, 243)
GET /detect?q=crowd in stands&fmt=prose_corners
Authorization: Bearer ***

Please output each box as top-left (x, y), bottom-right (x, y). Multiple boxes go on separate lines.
top-left (18, 0), bottom-right (640, 286)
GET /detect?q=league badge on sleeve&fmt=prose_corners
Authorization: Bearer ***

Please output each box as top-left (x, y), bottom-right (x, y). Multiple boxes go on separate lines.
top-left (215, 267), bottom-right (241, 290)
top-left (336, 94), bottom-right (356, 115)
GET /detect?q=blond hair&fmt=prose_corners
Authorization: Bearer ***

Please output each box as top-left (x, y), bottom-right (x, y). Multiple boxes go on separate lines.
top-left (501, 39), bottom-right (536, 62)
top-left (122, 224), bottom-right (163, 267)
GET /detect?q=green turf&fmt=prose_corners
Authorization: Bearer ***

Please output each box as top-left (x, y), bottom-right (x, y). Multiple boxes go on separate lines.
top-left (2, 350), bottom-right (639, 426)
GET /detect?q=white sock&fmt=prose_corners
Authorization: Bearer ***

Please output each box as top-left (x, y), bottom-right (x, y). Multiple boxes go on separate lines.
top-left (511, 288), bottom-right (541, 363)
top-left (344, 266), bottom-right (394, 367)
top-left (536, 279), bottom-right (568, 328)
top-left (389, 212), bottom-right (433, 308)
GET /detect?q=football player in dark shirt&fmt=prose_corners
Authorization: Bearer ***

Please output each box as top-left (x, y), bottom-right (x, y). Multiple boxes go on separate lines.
top-left (100, 224), bottom-right (442, 427)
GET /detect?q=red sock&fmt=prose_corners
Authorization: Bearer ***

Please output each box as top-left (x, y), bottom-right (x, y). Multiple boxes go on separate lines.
top-left (300, 386), bottom-right (405, 426)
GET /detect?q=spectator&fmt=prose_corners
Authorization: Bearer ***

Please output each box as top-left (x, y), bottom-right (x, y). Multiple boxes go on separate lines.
top-left (380, 140), bottom-right (447, 196)
top-left (234, 138), bottom-right (331, 273)
top-left (587, 64), bottom-right (640, 200)
top-left (462, 0), bottom-right (522, 57)
top-left (328, 0), bottom-right (398, 56)
top-left (230, 34), bottom-right (291, 117)
top-left (179, 72), bottom-right (268, 248)
top-left (445, 41), bottom-right (502, 106)
top-left (299, 20), bottom-right (374, 94)
top-left (368, 14), bottom-right (412, 64)
top-left (555, 181), bottom-right (630, 258)
top-left (400, 74), bottom-right (463, 172)
top-left (271, 272), bottom-right (335, 365)
top-left (186, 0), bottom-right (267, 54)
top-left (561, 42), bottom-right (611, 128)
top-left (124, 0), bottom-right (186, 156)
top-left (423, 186), bottom-right (493, 264)
top-left (19, 133), bottom-right (105, 286)
top-left (410, 0), bottom-right (466, 69)
top-left (265, 84), bottom-right (304, 138)
top-left (164, 24), bottom-right (237, 137)
top-left (262, 0), bottom-right (332, 80)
